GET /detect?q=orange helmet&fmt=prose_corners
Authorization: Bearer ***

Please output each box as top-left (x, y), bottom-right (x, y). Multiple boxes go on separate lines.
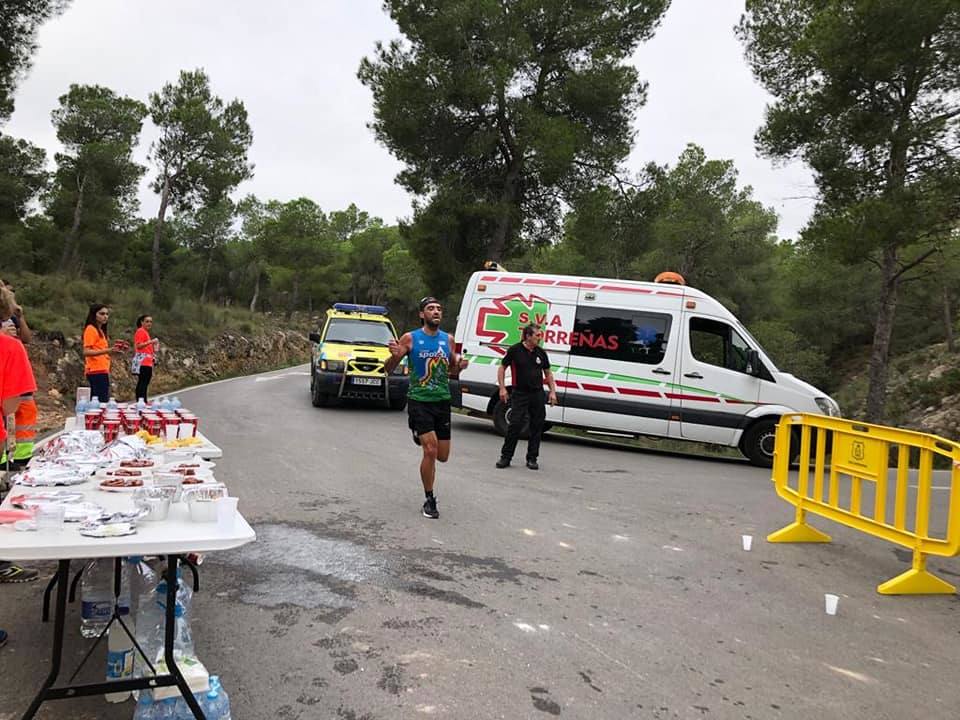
top-left (654, 271), bottom-right (686, 285)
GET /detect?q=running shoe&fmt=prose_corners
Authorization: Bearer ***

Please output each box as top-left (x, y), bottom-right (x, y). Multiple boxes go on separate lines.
top-left (422, 497), bottom-right (439, 519)
top-left (0, 629), bottom-right (7, 648)
top-left (0, 564), bottom-right (39, 583)
top-left (526, 459), bottom-right (539, 470)
top-left (496, 457), bottom-right (510, 469)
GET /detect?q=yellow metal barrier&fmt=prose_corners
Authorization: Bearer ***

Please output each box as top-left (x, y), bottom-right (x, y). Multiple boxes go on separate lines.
top-left (768, 413), bottom-right (960, 595)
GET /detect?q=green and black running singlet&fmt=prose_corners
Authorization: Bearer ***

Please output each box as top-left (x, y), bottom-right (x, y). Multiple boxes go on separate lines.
top-left (408, 328), bottom-right (451, 402)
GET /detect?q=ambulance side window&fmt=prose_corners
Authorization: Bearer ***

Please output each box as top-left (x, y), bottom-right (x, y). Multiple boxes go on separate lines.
top-left (572, 307), bottom-right (671, 364)
top-left (689, 317), bottom-right (751, 373)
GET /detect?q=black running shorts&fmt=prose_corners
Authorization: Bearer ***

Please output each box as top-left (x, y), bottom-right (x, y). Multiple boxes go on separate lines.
top-left (407, 399), bottom-right (451, 441)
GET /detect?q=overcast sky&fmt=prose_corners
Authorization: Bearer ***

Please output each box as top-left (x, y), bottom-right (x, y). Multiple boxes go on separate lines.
top-left (5, 0), bottom-right (816, 239)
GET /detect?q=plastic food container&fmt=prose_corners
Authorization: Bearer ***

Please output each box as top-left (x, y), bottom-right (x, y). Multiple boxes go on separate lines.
top-left (183, 484), bottom-right (227, 522)
top-left (133, 486), bottom-right (172, 521)
top-left (153, 472), bottom-right (185, 502)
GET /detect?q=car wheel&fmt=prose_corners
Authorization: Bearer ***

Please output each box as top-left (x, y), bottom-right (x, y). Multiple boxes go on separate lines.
top-left (741, 418), bottom-right (783, 467)
top-left (492, 399), bottom-right (529, 439)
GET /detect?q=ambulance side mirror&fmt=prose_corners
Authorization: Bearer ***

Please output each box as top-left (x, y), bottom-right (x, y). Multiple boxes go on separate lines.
top-left (746, 349), bottom-right (761, 377)
top-left (309, 332), bottom-right (322, 344)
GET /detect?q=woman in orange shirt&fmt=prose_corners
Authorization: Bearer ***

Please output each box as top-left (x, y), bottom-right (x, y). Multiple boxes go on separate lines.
top-left (83, 304), bottom-right (123, 402)
top-left (132, 314), bottom-right (159, 402)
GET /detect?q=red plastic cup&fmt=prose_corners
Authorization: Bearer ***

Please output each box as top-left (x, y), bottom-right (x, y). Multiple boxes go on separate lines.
top-left (179, 415), bottom-right (199, 437)
top-left (84, 411), bottom-right (103, 430)
top-left (102, 419), bottom-right (121, 443)
top-left (143, 416), bottom-right (161, 436)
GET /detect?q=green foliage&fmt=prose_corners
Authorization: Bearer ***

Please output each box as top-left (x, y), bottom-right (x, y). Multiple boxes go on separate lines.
top-left (360, 0), bottom-right (671, 285)
top-left (0, 1), bottom-right (69, 122)
top-left (738, 0), bottom-right (960, 421)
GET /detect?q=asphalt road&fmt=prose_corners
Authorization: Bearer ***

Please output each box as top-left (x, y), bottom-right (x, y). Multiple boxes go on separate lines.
top-left (1, 365), bottom-right (959, 720)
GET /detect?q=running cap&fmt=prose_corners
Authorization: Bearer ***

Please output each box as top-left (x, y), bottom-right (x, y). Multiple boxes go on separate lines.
top-left (419, 296), bottom-right (442, 311)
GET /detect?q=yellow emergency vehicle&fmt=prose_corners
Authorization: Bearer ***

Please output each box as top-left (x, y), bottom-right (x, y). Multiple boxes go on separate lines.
top-left (309, 304), bottom-right (409, 409)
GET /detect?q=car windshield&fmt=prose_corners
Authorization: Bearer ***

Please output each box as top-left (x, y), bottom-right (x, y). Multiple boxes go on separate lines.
top-left (324, 319), bottom-right (394, 346)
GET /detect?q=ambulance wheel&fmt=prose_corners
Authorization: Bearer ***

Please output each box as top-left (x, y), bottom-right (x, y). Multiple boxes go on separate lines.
top-left (311, 381), bottom-right (329, 408)
top-left (741, 418), bottom-right (798, 467)
top-left (493, 399), bottom-right (529, 439)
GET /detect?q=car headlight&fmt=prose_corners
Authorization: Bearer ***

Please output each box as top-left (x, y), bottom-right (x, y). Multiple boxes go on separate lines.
top-left (321, 359), bottom-right (345, 372)
top-left (815, 396), bottom-right (840, 417)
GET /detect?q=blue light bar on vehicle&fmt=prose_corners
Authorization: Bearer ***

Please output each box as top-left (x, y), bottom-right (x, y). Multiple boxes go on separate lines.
top-left (333, 303), bottom-right (389, 315)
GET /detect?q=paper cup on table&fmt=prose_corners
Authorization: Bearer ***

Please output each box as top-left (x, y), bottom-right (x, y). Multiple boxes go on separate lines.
top-left (177, 423), bottom-right (191, 440)
top-left (824, 593), bottom-right (839, 615)
top-left (216, 497), bottom-right (239, 530)
top-left (741, 534), bottom-right (753, 551)
top-left (164, 423), bottom-right (179, 442)
top-left (64, 416), bottom-right (78, 431)
top-left (35, 504), bottom-right (65, 531)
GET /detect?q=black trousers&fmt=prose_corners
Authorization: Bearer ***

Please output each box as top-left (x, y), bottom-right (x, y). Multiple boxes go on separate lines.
top-left (135, 365), bottom-right (153, 401)
top-left (86, 373), bottom-right (109, 403)
top-left (500, 389), bottom-right (546, 462)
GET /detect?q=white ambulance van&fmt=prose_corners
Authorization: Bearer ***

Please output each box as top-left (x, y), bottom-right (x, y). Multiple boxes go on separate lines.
top-left (452, 269), bottom-right (840, 466)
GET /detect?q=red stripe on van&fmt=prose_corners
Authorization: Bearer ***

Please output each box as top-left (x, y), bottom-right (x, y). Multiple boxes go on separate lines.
top-left (656, 291), bottom-right (684, 297)
top-left (523, 278), bottom-right (555, 285)
top-left (581, 383), bottom-right (616, 393)
top-left (665, 393), bottom-right (721, 403)
top-left (555, 380), bottom-right (578, 389)
top-left (557, 281), bottom-right (580, 288)
top-left (616, 387), bottom-right (663, 398)
top-left (599, 284), bottom-right (652, 294)
top-left (500, 277), bottom-right (523, 283)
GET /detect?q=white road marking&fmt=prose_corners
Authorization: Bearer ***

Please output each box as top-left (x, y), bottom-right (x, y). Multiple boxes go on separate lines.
top-left (662, 545), bottom-right (684, 552)
top-left (522, 529), bottom-right (537, 536)
top-left (612, 534), bottom-right (630, 542)
top-left (254, 371), bottom-right (311, 382)
top-left (562, 523), bottom-right (578, 529)
top-left (514, 622), bottom-right (537, 633)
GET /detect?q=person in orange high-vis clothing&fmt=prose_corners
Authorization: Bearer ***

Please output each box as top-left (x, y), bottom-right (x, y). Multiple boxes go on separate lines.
top-left (0, 282), bottom-right (36, 468)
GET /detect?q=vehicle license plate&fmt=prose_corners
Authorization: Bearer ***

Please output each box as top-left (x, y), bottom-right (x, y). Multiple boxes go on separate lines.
top-left (352, 377), bottom-right (382, 386)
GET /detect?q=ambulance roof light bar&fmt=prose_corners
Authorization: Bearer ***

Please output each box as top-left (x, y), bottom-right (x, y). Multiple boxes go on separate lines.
top-left (333, 303), bottom-right (389, 315)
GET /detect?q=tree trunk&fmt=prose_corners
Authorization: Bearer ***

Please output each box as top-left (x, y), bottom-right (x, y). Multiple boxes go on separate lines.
top-left (291, 275), bottom-right (300, 315)
top-left (59, 174), bottom-right (86, 272)
top-left (152, 175), bottom-right (171, 301)
top-left (944, 285), bottom-right (955, 353)
top-left (249, 270), bottom-right (260, 313)
top-left (489, 159), bottom-right (523, 261)
top-left (865, 246), bottom-right (900, 423)
top-left (200, 251), bottom-right (213, 304)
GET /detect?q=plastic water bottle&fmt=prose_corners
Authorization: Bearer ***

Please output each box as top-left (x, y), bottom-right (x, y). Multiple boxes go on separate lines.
top-left (105, 604), bottom-right (134, 702)
top-left (89, 396), bottom-right (100, 411)
top-left (171, 693), bottom-right (208, 719)
top-left (137, 397), bottom-right (146, 412)
top-left (133, 691), bottom-right (157, 719)
top-left (75, 397), bottom-right (87, 426)
top-left (208, 675), bottom-right (232, 719)
top-left (170, 396), bottom-right (182, 411)
top-left (127, 557), bottom-right (157, 619)
top-left (107, 396), bottom-right (118, 411)
top-left (151, 571), bottom-right (195, 661)
top-left (155, 698), bottom-right (178, 720)
top-left (80, 559), bottom-right (131, 638)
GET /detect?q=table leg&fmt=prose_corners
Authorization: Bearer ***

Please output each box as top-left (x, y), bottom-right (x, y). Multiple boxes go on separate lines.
top-left (165, 554), bottom-right (206, 719)
top-left (21, 559), bottom-right (70, 720)
top-left (41, 571), bottom-right (58, 623)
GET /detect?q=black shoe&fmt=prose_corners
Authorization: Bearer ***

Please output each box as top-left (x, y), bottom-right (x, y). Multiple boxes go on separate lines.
top-left (495, 457), bottom-right (510, 469)
top-left (412, 430), bottom-right (421, 446)
top-left (422, 497), bottom-right (439, 519)
top-left (0, 564), bottom-right (38, 583)
top-left (526, 459), bottom-right (539, 470)
top-left (0, 629), bottom-right (7, 648)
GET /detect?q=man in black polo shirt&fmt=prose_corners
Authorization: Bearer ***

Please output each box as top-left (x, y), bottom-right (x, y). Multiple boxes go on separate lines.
top-left (496, 324), bottom-right (558, 470)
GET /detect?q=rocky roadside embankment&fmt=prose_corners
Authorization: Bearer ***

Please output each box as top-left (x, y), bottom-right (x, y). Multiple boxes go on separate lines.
top-left (26, 329), bottom-right (312, 434)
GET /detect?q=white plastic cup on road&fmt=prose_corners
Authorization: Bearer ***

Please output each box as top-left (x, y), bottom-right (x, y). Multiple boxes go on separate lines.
top-left (741, 534), bottom-right (753, 551)
top-left (216, 497), bottom-right (239, 530)
top-left (824, 593), bottom-right (839, 615)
